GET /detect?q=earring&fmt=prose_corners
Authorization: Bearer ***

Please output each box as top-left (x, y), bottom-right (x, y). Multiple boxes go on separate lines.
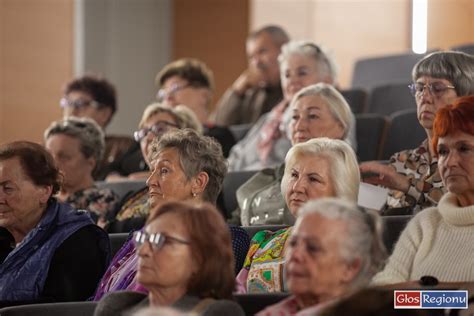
top-left (192, 192), bottom-right (197, 198)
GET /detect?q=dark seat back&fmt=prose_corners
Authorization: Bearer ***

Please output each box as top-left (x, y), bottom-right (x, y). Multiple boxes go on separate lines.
top-left (229, 123), bottom-right (253, 142)
top-left (220, 171), bottom-right (258, 219)
top-left (367, 83), bottom-right (416, 116)
top-left (234, 293), bottom-right (289, 316)
top-left (381, 215), bottom-right (412, 253)
top-left (95, 180), bottom-right (146, 202)
top-left (355, 113), bottom-right (389, 161)
top-left (340, 88), bottom-right (368, 114)
top-left (0, 301), bottom-right (97, 316)
top-left (451, 43), bottom-right (474, 55)
top-left (109, 233), bottom-right (130, 258)
top-left (381, 108), bottom-right (426, 160)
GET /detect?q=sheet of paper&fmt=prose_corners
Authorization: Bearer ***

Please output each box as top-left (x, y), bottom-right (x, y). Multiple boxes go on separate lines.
top-left (358, 182), bottom-right (389, 211)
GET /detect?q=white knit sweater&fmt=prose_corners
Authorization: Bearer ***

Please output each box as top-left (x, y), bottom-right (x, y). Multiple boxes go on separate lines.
top-left (372, 192), bottom-right (474, 285)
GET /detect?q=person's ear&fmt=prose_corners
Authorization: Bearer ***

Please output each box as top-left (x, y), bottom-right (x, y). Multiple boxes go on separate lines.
top-left (340, 258), bottom-right (362, 285)
top-left (86, 156), bottom-right (97, 173)
top-left (191, 171), bottom-right (209, 196)
top-left (38, 185), bottom-right (53, 204)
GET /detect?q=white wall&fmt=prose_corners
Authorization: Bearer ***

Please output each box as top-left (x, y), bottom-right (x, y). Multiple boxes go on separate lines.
top-left (75, 0), bottom-right (172, 135)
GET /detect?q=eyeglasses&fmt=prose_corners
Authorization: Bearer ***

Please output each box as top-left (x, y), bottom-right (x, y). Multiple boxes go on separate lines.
top-left (60, 97), bottom-right (102, 109)
top-left (156, 83), bottom-right (189, 102)
top-left (133, 121), bottom-right (179, 142)
top-left (133, 231), bottom-right (190, 251)
top-left (408, 82), bottom-right (456, 98)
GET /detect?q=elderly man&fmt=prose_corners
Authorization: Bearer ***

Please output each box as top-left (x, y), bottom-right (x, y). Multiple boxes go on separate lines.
top-left (213, 25), bottom-right (290, 126)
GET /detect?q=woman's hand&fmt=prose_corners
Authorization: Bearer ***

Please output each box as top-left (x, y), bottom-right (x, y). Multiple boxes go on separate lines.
top-left (360, 161), bottom-right (410, 193)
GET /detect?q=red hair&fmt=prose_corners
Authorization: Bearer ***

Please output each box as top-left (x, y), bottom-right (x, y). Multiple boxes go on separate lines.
top-left (432, 95), bottom-right (474, 156)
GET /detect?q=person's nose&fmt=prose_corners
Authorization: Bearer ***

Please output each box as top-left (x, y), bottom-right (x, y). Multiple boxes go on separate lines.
top-left (287, 241), bottom-right (305, 263)
top-left (292, 177), bottom-right (305, 193)
top-left (137, 241), bottom-right (151, 258)
top-left (146, 169), bottom-right (158, 188)
top-left (293, 116), bottom-right (307, 131)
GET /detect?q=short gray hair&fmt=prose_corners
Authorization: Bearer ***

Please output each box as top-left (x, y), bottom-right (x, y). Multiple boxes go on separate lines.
top-left (44, 116), bottom-right (105, 165)
top-left (289, 83), bottom-right (355, 143)
top-left (298, 198), bottom-right (387, 290)
top-left (279, 40), bottom-right (338, 83)
top-left (149, 129), bottom-right (227, 204)
top-left (138, 103), bottom-right (201, 133)
top-left (412, 51), bottom-right (474, 96)
top-left (282, 138), bottom-right (360, 202)
top-left (248, 25), bottom-right (290, 47)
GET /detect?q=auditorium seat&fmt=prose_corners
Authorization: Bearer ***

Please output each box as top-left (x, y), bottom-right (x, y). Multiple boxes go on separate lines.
top-left (219, 171), bottom-right (258, 219)
top-left (367, 83), bottom-right (416, 116)
top-left (95, 180), bottom-right (146, 202)
top-left (341, 88), bottom-right (368, 114)
top-left (381, 215), bottom-right (412, 253)
top-left (380, 108), bottom-right (426, 160)
top-left (229, 123), bottom-right (253, 142)
top-left (355, 113), bottom-right (388, 161)
top-left (0, 301), bottom-right (97, 316)
top-left (109, 233), bottom-right (130, 258)
top-left (351, 52), bottom-right (428, 92)
top-left (451, 43), bottom-right (474, 55)
top-left (234, 293), bottom-right (289, 315)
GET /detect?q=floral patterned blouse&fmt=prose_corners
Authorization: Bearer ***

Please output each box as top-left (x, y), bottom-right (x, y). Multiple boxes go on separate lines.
top-left (64, 186), bottom-right (119, 223)
top-left (236, 227), bottom-right (292, 293)
top-left (385, 139), bottom-right (445, 214)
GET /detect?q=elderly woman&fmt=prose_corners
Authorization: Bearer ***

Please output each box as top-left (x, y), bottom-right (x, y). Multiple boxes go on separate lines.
top-left (0, 141), bottom-right (110, 306)
top-left (105, 103), bottom-right (201, 230)
top-left (44, 117), bottom-right (119, 224)
top-left (257, 198), bottom-right (386, 315)
top-left (231, 82), bottom-right (354, 225)
top-left (94, 129), bottom-right (250, 300)
top-left (360, 51), bottom-right (474, 214)
top-left (228, 40), bottom-right (342, 172)
top-left (372, 95), bottom-right (474, 284)
top-left (94, 201), bottom-right (244, 316)
top-left (236, 137), bottom-right (360, 293)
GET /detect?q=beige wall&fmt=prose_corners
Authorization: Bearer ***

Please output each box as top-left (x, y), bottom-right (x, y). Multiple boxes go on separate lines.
top-left (428, 0), bottom-right (474, 49)
top-left (251, 0), bottom-right (474, 89)
top-left (0, 0), bottom-right (73, 144)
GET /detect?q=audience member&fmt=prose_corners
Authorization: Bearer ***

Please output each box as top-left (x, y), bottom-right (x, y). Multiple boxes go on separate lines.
top-left (360, 51), bottom-right (474, 213)
top-left (61, 74), bottom-right (134, 180)
top-left (236, 138), bottom-right (360, 293)
top-left (230, 83), bottom-right (354, 225)
top-left (372, 95), bottom-right (474, 284)
top-left (94, 129), bottom-right (250, 300)
top-left (213, 25), bottom-right (290, 126)
top-left (257, 198), bottom-right (386, 315)
top-left (0, 141), bottom-right (109, 306)
top-left (227, 40), bottom-right (337, 172)
top-left (44, 117), bottom-right (119, 225)
top-left (155, 58), bottom-right (236, 157)
top-left (106, 103), bottom-right (200, 180)
top-left (94, 201), bottom-right (245, 316)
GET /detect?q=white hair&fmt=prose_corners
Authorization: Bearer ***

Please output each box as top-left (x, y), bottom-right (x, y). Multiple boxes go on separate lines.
top-left (298, 198), bottom-right (387, 290)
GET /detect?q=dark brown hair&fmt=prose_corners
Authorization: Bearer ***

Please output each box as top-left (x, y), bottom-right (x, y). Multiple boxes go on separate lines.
top-left (64, 74), bottom-right (117, 116)
top-left (147, 201), bottom-right (234, 299)
top-left (0, 141), bottom-right (61, 196)
top-left (432, 95), bottom-right (474, 156)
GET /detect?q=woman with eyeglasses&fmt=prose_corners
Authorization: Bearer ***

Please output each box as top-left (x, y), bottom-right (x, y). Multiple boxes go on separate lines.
top-left (44, 117), bottom-right (119, 225)
top-left (372, 96), bottom-right (474, 285)
top-left (360, 51), bottom-right (474, 214)
top-left (104, 103), bottom-right (201, 232)
top-left (256, 198), bottom-right (386, 315)
top-left (94, 201), bottom-right (244, 316)
top-left (94, 129), bottom-right (250, 301)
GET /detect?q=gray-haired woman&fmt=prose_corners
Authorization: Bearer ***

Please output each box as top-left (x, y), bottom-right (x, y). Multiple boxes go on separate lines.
top-left (257, 198), bottom-right (386, 315)
top-left (360, 51), bottom-right (474, 214)
top-left (227, 40), bottom-right (338, 172)
top-left (44, 116), bottom-right (119, 224)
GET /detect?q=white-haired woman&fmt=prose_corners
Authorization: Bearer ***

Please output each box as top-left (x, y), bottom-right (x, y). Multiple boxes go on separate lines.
top-left (236, 138), bottom-right (360, 293)
top-left (227, 40), bottom-right (339, 172)
top-left (231, 82), bottom-right (355, 225)
top-left (257, 198), bottom-right (386, 315)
